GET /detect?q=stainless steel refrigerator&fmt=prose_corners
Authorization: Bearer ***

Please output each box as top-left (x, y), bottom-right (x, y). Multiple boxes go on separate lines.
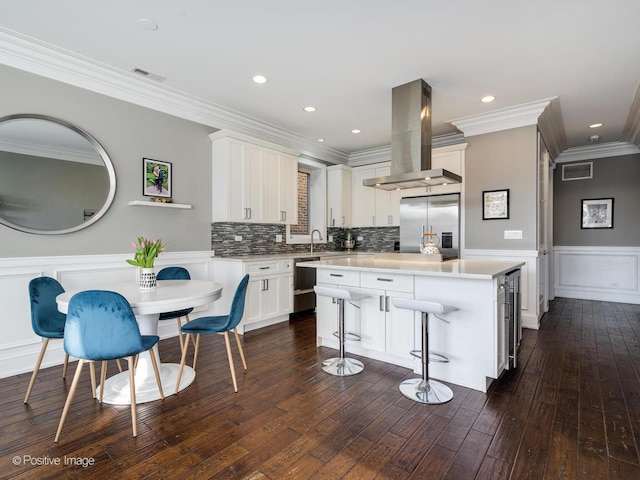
top-left (399, 193), bottom-right (460, 258)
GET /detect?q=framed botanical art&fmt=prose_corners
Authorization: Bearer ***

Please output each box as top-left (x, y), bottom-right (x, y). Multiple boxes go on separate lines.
top-left (482, 189), bottom-right (509, 220)
top-left (143, 158), bottom-right (172, 198)
top-left (581, 198), bottom-right (613, 229)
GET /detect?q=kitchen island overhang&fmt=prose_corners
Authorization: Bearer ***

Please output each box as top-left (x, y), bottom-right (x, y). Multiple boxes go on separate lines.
top-left (299, 254), bottom-right (524, 393)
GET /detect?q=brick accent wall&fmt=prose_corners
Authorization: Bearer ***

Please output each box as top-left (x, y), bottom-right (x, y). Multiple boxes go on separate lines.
top-left (290, 171), bottom-right (308, 235)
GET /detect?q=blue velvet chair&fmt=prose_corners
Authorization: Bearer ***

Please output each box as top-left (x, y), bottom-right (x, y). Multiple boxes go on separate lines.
top-left (175, 274), bottom-right (249, 393)
top-left (157, 266), bottom-right (193, 350)
top-left (54, 290), bottom-right (164, 442)
top-left (24, 277), bottom-right (69, 404)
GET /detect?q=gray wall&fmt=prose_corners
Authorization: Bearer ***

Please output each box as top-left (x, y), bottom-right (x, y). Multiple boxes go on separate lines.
top-left (553, 154), bottom-right (640, 246)
top-left (0, 65), bottom-right (216, 257)
top-left (464, 126), bottom-right (538, 250)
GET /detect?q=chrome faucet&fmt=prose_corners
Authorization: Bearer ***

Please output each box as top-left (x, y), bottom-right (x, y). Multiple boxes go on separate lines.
top-left (310, 229), bottom-right (323, 254)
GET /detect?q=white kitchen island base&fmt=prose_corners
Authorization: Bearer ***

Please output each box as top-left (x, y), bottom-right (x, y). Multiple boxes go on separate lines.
top-left (307, 255), bottom-right (523, 393)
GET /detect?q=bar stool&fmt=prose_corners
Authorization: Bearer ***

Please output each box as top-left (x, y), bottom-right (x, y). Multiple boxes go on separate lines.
top-left (314, 285), bottom-right (368, 376)
top-left (391, 297), bottom-right (457, 404)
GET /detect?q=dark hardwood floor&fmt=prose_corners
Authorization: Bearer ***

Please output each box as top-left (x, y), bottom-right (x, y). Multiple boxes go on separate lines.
top-left (2, 297), bottom-right (640, 479)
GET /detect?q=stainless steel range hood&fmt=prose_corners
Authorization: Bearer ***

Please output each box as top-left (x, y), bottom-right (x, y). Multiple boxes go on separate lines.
top-left (363, 79), bottom-right (461, 190)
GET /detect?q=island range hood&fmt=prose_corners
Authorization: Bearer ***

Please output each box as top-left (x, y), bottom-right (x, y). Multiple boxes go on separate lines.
top-left (363, 79), bottom-right (461, 190)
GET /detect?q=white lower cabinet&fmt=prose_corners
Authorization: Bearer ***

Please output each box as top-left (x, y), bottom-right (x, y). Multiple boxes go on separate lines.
top-left (212, 258), bottom-right (293, 333)
top-left (359, 272), bottom-right (414, 361)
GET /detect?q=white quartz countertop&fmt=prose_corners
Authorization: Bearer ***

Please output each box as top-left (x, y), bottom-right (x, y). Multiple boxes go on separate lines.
top-left (212, 251), bottom-right (372, 262)
top-left (297, 253), bottom-right (524, 279)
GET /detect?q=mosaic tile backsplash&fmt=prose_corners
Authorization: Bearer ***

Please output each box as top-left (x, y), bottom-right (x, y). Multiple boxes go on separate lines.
top-left (211, 223), bottom-right (399, 257)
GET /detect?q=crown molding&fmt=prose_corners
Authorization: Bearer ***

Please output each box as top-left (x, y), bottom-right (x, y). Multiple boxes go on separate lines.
top-left (0, 28), bottom-right (349, 164)
top-left (347, 137), bottom-right (468, 167)
top-left (555, 141), bottom-right (640, 163)
top-left (448, 97), bottom-right (558, 137)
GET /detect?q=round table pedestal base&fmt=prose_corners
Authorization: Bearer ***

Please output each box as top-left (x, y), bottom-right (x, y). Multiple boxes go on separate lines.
top-left (399, 378), bottom-right (453, 404)
top-left (99, 363), bottom-right (195, 405)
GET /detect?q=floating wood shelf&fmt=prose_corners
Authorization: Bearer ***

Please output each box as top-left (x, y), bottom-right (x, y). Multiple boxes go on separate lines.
top-left (128, 200), bottom-right (192, 209)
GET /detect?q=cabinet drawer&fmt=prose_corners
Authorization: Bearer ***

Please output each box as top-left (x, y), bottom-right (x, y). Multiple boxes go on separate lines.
top-left (279, 259), bottom-right (293, 272)
top-left (361, 271), bottom-right (413, 293)
top-left (317, 269), bottom-right (360, 287)
top-left (245, 261), bottom-right (280, 276)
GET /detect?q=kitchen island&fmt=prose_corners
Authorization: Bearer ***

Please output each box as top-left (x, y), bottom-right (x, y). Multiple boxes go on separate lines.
top-left (298, 253), bottom-right (524, 392)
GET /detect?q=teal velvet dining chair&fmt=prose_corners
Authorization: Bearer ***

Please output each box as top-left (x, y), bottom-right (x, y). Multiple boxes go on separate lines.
top-left (24, 277), bottom-right (69, 403)
top-left (157, 266), bottom-right (193, 350)
top-left (175, 274), bottom-right (249, 393)
top-left (54, 290), bottom-right (164, 442)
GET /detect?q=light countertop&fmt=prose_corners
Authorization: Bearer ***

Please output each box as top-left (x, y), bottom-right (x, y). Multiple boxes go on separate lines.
top-left (212, 251), bottom-right (371, 262)
top-left (297, 253), bottom-right (524, 279)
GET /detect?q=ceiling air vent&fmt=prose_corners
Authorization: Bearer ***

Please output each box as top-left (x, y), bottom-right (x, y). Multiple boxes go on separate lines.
top-left (562, 162), bottom-right (592, 181)
top-left (131, 67), bottom-right (166, 82)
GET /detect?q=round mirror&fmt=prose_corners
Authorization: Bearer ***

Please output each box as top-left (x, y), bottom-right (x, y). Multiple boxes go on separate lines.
top-left (0, 114), bottom-right (116, 234)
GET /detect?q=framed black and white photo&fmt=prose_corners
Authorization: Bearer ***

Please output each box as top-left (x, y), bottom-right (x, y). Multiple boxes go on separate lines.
top-left (143, 158), bottom-right (172, 198)
top-left (581, 198), bottom-right (613, 229)
top-left (482, 189), bottom-right (509, 220)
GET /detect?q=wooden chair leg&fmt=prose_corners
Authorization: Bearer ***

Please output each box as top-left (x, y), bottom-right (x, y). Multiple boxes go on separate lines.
top-left (223, 331), bottom-right (238, 392)
top-left (149, 347), bottom-right (164, 399)
top-left (62, 353), bottom-right (69, 379)
top-left (89, 362), bottom-right (97, 398)
top-left (128, 356), bottom-right (137, 437)
top-left (233, 328), bottom-right (248, 371)
top-left (99, 361), bottom-right (107, 403)
top-left (192, 334), bottom-right (201, 370)
top-left (177, 317), bottom-right (184, 351)
top-left (175, 333), bottom-right (191, 394)
top-left (24, 338), bottom-right (49, 403)
top-left (116, 359), bottom-right (123, 373)
top-left (55, 359), bottom-right (85, 442)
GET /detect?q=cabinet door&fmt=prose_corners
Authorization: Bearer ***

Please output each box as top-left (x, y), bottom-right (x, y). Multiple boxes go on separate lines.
top-left (262, 275), bottom-right (281, 319)
top-left (359, 287), bottom-right (386, 351)
top-left (244, 277), bottom-right (264, 324)
top-left (351, 167), bottom-right (376, 227)
top-left (278, 274), bottom-right (293, 315)
top-left (226, 139), bottom-right (248, 222)
top-left (263, 149), bottom-right (281, 223)
top-left (385, 290), bottom-right (415, 359)
top-left (279, 153), bottom-right (298, 224)
top-left (327, 166), bottom-right (351, 227)
top-left (316, 286), bottom-right (338, 340)
top-left (245, 144), bottom-right (264, 222)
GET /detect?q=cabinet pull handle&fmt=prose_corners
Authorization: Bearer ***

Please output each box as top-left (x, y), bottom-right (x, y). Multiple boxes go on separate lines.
top-left (372, 216), bottom-right (375, 225)
top-left (379, 295), bottom-right (385, 311)
top-left (247, 207), bottom-right (252, 219)
top-left (385, 295), bottom-right (390, 312)
top-left (341, 216), bottom-right (345, 226)
top-left (329, 273), bottom-right (343, 277)
top-left (259, 266), bottom-right (270, 270)
top-left (376, 277), bottom-right (393, 282)
top-left (330, 208), bottom-right (334, 226)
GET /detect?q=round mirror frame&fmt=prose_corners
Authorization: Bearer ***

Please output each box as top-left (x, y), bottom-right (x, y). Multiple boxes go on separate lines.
top-left (0, 114), bottom-right (116, 235)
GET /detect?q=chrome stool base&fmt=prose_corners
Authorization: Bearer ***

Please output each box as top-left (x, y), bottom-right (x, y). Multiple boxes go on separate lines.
top-left (399, 378), bottom-right (453, 404)
top-left (322, 357), bottom-right (364, 376)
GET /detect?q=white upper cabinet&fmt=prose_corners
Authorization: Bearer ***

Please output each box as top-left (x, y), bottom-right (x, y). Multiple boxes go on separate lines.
top-left (211, 131), bottom-right (298, 224)
top-left (326, 165), bottom-right (351, 228)
top-left (351, 164), bottom-right (400, 227)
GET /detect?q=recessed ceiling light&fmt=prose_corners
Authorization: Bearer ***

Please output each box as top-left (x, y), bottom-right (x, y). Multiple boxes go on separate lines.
top-left (318, 138), bottom-right (325, 142)
top-left (589, 123), bottom-right (604, 128)
top-left (481, 95), bottom-right (496, 103)
top-left (138, 18), bottom-right (158, 31)
top-left (303, 106), bottom-right (316, 112)
top-left (351, 129), bottom-right (362, 134)
top-left (252, 75), bottom-right (268, 84)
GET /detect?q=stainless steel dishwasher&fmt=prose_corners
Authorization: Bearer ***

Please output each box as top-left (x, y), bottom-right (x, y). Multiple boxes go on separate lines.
top-left (291, 256), bottom-right (320, 317)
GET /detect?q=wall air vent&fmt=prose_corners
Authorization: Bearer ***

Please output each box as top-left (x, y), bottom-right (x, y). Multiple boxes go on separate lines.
top-left (562, 162), bottom-right (592, 181)
top-left (131, 67), bottom-right (166, 82)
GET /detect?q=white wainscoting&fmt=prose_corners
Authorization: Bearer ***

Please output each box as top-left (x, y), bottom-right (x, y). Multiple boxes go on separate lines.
top-left (0, 251), bottom-right (215, 380)
top-left (554, 246), bottom-right (640, 304)
top-left (462, 249), bottom-right (541, 329)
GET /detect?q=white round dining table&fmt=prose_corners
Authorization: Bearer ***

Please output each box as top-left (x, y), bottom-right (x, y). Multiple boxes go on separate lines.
top-left (56, 279), bottom-right (222, 405)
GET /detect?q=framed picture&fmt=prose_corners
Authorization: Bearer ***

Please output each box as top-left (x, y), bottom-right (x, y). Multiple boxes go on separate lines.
top-left (483, 189), bottom-right (509, 220)
top-left (143, 158), bottom-right (171, 198)
top-left (581, 198), bottom-right (613, 229)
